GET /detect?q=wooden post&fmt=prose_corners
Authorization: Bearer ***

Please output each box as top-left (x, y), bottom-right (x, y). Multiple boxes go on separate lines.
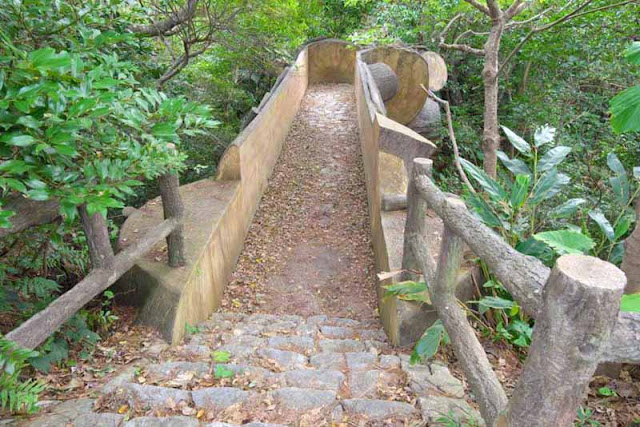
top-left (402, 158), bottom-right (434, 282)
top-left (79, 204), bottom-right (114, 269)
top-left (158, 172), bottom-right (186, 267)
top-left (431, 213), bottom-right (508, 425)
top-left (500, 255), bottom-right (626, 426)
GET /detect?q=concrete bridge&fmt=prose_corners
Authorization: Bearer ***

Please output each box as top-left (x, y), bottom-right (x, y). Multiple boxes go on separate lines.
top-left (117, 40), bottom-right (456, 348)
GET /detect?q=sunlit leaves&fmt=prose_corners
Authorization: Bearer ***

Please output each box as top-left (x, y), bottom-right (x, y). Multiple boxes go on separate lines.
top-left (533, 125), bottom-right (556, 147)
top-left (533, 230), bottom-right (595, 255)
top-left (460, 158), bottom-right (507, 201)
top-left (501, 125), bottom-right (531, 156)
top-left (410, 320), bottom-right (448, 364)
top-left (538, 146), bottom-right (571, 173)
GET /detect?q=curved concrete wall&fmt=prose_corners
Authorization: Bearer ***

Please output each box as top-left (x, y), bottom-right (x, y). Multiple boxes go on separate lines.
top-left (117, 40), bottom-right (357, 344)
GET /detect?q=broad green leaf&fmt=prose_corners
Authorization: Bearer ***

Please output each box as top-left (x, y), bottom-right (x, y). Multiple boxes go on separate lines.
top-left (516, 237), bottom-right (554, 265)
top-left (610, 85), bottom-right (640, 134)
top-left (476, 296), bottom-right (516, 314)
top-left (531, 168), bottom-right (565, 204)
top-left (589, 210), bottom-right (615, 242)
top-left (510, 174), bottom-right (530, 210)
top-left (460, 158), bottom-right (507, 201)
top-left (610, 174), bottom-right (630, 206)
top-left (214, 364), bottom-right (234, 379)
top-left (496, 151), bottom-right (532, 177)
top-left (551, 198), bottom-right (587, 218)
top-left (151, 122), bottom-right (178, 140)
top-left (607, 152), bottom-right (626, 176)
top-left (467, 193), bottom-right (504, 228)
top-left (538, 146), bottom-right (571, 173)
top-left (383, 281), bottom-right (431, 304)
top-left (28, 48), bottom-right (71, 70)
top-left (1, 133), bottom-right (35, 147)
top-left (410, 320), bottom-right (447, 364)
top-left (621, 293), bottom-right (640, 312)
top-left (533, 230), bottom-right (595, 255)
top-left (614, 215), bottom-right (633, 240)
top-left (610, 242), bottom-right (625, 265)
top-left (625, 41), bottom-right (640, 65)
top-left (27, 189), bottom-right (49, 201)
top-left (533, 125), bottom-right (556, 147)
top-left (501, 126), bottom-right (531, 156)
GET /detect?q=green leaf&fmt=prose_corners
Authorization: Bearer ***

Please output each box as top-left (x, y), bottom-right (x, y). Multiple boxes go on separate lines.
top-left (151, 122), bottom-right (178, 140)
top-left (551, 198), bottom-right (587, 218)
top-left (497, 151), bottom-right (532, 177)
top-left (476, 296), bottom-right (516, 314)
top-left (460, 158), bottom-right (507, 201)
top-left (383, 281), bottom-right (431, 304)
top-left (214, 364), bottom-right (234, 379)
top-left (531, 168), bottom-right (563, 204)
top-left (607, 152), bottom-right (627, 176)
top-left (625, 41), bottom-right (640, 65)
top-left (538, 146), bottom-right (571, 173)
top-left (1, 133), bottom-right (35, 147)
top-left (509, 174), bottom-right (530, 210)
top-left (28, 48), bottom-right (71, 70)
top-left (533, 125), bottom-right (556, 147)
top-left (621, 293), bottom-right (640, 312)
top-left (467, 193), bottom-right (504, 228)
top-left (610, 85), bottom-right (640, 134)
top-left (26, 189), bottom-right (49, 201)
top-left (614, 215), bottom-right (633, 240)
top-left (410, 320), bottom-right (447, 364)
top-left (211, 351), bottom-right (231, 363)
top-left (501, 126), bottom-right (531, 156)
top-left (533, 230), bottom-right (595, 255)
top-left (589, 210), bottom-right (615, 242)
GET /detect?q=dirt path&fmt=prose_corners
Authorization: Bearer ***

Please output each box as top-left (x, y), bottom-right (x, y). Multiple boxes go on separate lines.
top-left (221, 84), bottom-right (378, 322)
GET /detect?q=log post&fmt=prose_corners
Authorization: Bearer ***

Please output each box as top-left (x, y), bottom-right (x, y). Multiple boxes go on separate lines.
top-left (158, 172), bottom-right (186, 267)
top-left (500, 255), bottom-right (626, 426)
top-left (402, 158), bottom-right (434, 282)
top-left (431, 212), bottom-right (508, 425)
top-left (79, 204), bottom-right (114, 269)
top-left (367, 63), bottom-right (399, 101)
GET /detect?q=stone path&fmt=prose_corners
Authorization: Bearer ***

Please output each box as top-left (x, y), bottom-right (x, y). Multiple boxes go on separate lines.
top-left (21, 85), bottom-right (483, 425)
top-left (25, 314), bottom-right (481, 426)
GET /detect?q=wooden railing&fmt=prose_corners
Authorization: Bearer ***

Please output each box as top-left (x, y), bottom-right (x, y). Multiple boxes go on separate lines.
top-left (5, 172), bottom-right (186, 349)
top-left (405, 158), bottom-right (638, 426)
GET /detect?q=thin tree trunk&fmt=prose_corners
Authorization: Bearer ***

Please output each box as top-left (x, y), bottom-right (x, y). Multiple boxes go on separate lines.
top-left (79, 204), bottom-right (114, 269)
top-left (158, 172), bottom-right (186, 267)
top-left (481, 22), bottom-right (504, 178)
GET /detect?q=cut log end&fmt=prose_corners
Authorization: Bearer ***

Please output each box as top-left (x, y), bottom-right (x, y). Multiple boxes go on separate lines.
top-left (367, 63), bottom-right (399, 101)
top-left (556, 254), bottom-right (626, 291)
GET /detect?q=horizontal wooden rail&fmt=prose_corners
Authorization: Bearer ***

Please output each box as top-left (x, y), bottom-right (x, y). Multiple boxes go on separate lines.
top-left (5, 218), bottom-right (179, 349)
top-left (411, 161), bottom-right (640, 364)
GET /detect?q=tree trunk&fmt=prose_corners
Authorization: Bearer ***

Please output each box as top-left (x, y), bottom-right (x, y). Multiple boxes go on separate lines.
top-left (158, 172), bottom-right (186, 267)
top-left (79, 204), bottom-right (114, 269)
top-left (481, 22), bottom-right (504, 178)
top-left (500, 255), bottom-right (625, 426)
top-left (0, 196), bottom-right (60, 238)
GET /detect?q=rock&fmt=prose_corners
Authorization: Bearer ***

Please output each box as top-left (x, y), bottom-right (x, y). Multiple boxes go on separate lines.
top-left (103, 367), bottom-right (138, 393)
top-left (192, 387), bottom-right (250, 410)
top-left (320, 326), bottom-right (355, 339)
top-left (342, 399), bottom-right (417, 420)
top-left (143, 340), bottom-right (170, 356)
top-left (318, 339), bottom-right (365, 353)
top-left (400, 355), bottom-right (464, 398)
top-left (245, 314), bottom-right (281, 325)
top-left (282, 369), bottom-right (345, 391)
top-left (216, 344), bottom-right (257, 360)
top-left (271, 387), bottom-right (337, 411)
top-left (120, 384), bottom-right (192, 407)
top-left (364, 340), bottom-right (387, 355)
top-left (25, 399), bottom-right (96, 427)
top-left (419, 396), bottom-right (484, 426)
top-left (181, 343), bottom-right (211, 358)
top-left (224, 334), bottom-right (266, 348)
top-left (345, 352), bottom-right (376, 371)
top-left (310, 353), bottom-right (346, 370)
top-left (295, 323), bottom-right (318, 337)
top-left (146, 361), bottom-right (210, 378)
top-left (231, 322), bottom-right (266, 336)
top-left (72, 413), bottom-right (124, 427)
top-left (267, 336), bottom-right (315, 353)
top-left (327, 318), bottom-right (360, 328)
top-left (257, 348), bottom-right (308, 370)
top-left (262, 320), bottom-right (298, 334)
top-left (349, 370), bottom-right (380, 398)
top-left (358, 329), bottom-right (388, 341)
top-left (306, 315), bottom-right (328, 326)
top-left (379, 355), bottom-right (401, 369)
top-left (124, 416), bottom-right (199, 426)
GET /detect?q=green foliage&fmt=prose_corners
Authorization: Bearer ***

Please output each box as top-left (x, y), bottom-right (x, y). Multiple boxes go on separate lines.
top-left (0, 337), bottom-right (45, 414)
top-left (383, 280), bottom-right (431, 303)
top-left (214, 364), bottom-right (234, 379)
top-left (610, 42), bottom-right (640, 134)
top-left (211, 350), bottom-right (231, 363)
top-left (410, 319), bottom-right (449, 365)
top-left (576, 406), bottom-right (601, 427)
top-left (435, 410), bottom-right (481, 427)
top-left (620, 293), bottom-right (640, 313)
top-left (185, 323), bottom-right (204, 335)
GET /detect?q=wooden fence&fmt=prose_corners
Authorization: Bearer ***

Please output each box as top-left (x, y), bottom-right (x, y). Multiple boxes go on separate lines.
top-left (405, 158), bottom-right (638, 426)
top-left (5, 172), bottom-right (185, 350)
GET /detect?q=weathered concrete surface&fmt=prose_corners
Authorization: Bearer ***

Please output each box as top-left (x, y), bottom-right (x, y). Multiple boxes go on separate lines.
top-left (308, 39), bottom-right (355, 84)
top-left (361, 46), bottom-right (429, 125)
top-left (117, 47), bottom-right (310, 344)
top-left (408, 98), bottom-right (442, 141)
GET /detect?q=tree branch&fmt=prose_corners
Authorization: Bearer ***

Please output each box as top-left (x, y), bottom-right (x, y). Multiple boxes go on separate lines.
top-left (464, 0), bottom-right (491, 16)
top-left (130, 0), bottom-right (198, 36)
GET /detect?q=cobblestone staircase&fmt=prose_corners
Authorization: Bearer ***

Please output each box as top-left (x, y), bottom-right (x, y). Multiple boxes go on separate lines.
top-left (27, 313), bottom-right (482, 426)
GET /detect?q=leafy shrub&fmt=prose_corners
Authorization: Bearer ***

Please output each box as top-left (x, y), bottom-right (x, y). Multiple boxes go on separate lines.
top-left (0, 337), bottom-right (44, 414)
